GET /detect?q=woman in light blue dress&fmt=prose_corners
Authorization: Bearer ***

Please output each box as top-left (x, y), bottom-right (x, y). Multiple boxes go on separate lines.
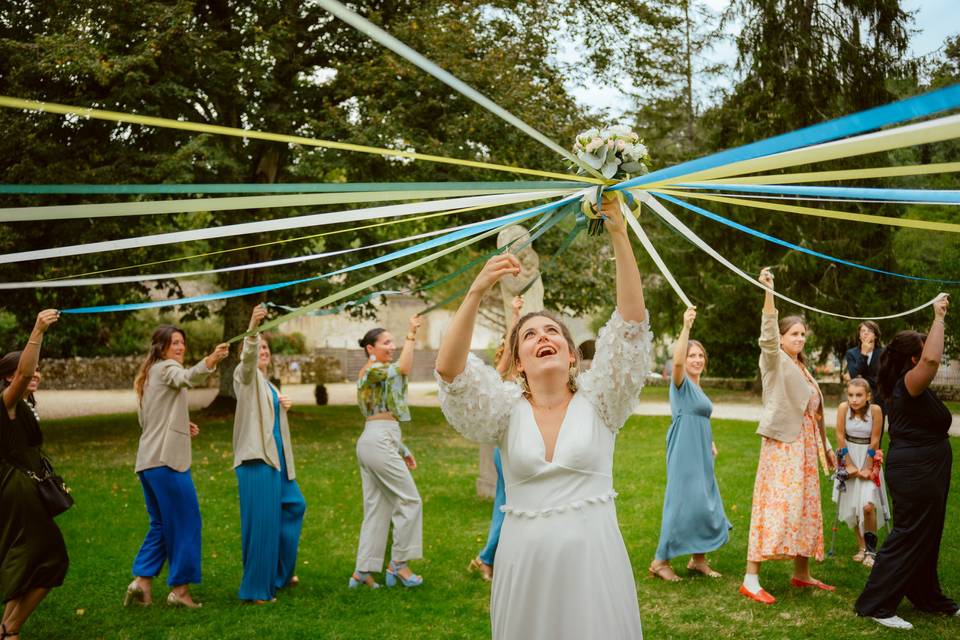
top-left (650, 307), bottom-right (731, 581)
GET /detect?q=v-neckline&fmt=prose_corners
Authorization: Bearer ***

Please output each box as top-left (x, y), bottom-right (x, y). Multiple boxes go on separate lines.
top-left (525, 394), bottom-right (576, 464)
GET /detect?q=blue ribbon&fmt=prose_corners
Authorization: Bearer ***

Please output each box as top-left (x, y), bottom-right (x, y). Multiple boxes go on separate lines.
top-left (613, 83), bottom-right (960, 190)
top-left (61, 196), bottom-right (574, 314)
top-left (672, 183), bottom-right (960, 204)
top-left (652, 192), bottom-right (960, 285)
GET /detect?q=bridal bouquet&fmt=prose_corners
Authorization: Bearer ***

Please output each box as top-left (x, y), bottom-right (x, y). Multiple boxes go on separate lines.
top-left (572, 126), bottom-right (650, 235)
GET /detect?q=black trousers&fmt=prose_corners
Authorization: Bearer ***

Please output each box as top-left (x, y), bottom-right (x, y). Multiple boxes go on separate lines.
top-left (854, 440), bottom-right (957, 618)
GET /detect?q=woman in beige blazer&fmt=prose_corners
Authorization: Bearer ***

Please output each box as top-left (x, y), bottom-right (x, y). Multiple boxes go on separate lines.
top-left (232, 305), bottom-right (305, 603)
top-left (125, 326), bottom-right (228, 609)
top-left (739, 268), bottom-right (836, 605)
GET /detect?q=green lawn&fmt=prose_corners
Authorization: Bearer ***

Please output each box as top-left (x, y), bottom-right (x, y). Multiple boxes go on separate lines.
top-left (24, 406), bottom-right (960, 639)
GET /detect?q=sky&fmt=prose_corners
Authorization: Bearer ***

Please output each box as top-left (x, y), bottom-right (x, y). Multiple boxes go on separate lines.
top-left (568, 0), bottom-right (958, 117)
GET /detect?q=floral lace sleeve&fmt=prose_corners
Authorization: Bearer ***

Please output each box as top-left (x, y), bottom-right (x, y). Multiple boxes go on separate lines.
top-left (435, 353), bottom-right (522, 444)
top-left (577, 309), bottom-right (652, 433)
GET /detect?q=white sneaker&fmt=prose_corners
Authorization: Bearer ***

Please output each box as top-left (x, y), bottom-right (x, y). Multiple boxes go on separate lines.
top-left (871, 616), bottom-right (913, 629)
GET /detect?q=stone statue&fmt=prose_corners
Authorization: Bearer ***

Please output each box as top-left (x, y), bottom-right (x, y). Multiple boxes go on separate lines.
top-left (475, 224), bottom-right (546, 498)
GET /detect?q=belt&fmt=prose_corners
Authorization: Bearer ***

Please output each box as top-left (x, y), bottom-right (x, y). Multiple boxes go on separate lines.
top-left (846, 434), bottom-right (871, 445)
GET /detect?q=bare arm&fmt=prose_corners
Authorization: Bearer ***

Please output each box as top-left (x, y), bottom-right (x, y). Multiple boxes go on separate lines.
top-left (672, 308), bottom-right (696, 388)
top-left (861, 404), bottom-right (884, 476)
top-left (759, 267), bottom-right (775, 314)
top-left (904, 295), bottom-right (948, 397)
top-left (436, 254), bottom-right (521, 382)
top-left (396, 315), bottom-right (422, 377)
top-left (3, 309), bottom-right (59, 413)
top-left (603, 198), bottom-right (645, 323)
top-left (495, 296), bottom-right (524, 376)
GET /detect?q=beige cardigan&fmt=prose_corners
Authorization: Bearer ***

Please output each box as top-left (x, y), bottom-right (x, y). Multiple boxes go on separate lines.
top-left (135, 359), bottom-right (214, 473)
top-left (232, 336), bottom-right (296, 480)
top-left (756, 311), bottom-right (824, 442)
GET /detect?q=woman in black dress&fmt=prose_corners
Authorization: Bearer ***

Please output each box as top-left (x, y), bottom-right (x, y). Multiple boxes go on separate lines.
top-left (1, 309), bottom-right (66, 639)
top-left (854, 295), bottom-right (957, 629)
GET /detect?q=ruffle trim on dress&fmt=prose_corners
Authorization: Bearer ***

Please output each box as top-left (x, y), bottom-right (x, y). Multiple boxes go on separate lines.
top-left (499, 490), bottom-right (618, 518)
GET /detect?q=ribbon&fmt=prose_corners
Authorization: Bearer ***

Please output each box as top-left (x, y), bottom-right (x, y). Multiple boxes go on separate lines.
top-left (653, 188), bottom-right (960, 234)
top-left (614, 83), bottom-right (960, 189)
top-left (0, 180), bottom-right (585, 195)
top-left (0, 187), bottom-right (575, 223)
top-left (0, 189), bottom-right (575, 265)
top-left (315, 0), bottom-right (606, 182)
top-left (59, 192), bottom-right (585, 314)
top-left (0, 95), bottom-right (601, 184)
top-left (0, 211), bottom-right (528, 289)
top-left (225, 197), bottom-right (588, 343)
top-left (639, 113), bottom-right (960, 187)
top-left (621, 200), bottom-right (693, 307)
top-left (689, 162), bottom-right (960, 186)
top-left (637, 192), bottom-right (947, 320)
top-left (651, 193), bottom-right (960, 285)
top-left (671, 183), bottom-right (960, 205)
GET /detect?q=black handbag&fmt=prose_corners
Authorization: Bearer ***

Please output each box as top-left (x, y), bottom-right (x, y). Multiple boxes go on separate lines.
top-left (21, 455), bottom-right (74, 518)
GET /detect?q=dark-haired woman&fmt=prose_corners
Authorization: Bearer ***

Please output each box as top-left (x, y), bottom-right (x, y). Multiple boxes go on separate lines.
top-left (739, 268), bottom-right (836, 605)
top-left (1, 310), bottom-right (65, 640)
top-left (124, 327), bottom-right (229, 609)
top-left (855, 295), bottom-right (957, 630)
top-left (233, 305), bottom-right (306, 603)
top-left (843, 321), bottom-right (884, 404)
top-left (350, 315), bottom-right (423, 589)
top-left (435, 198), bottom-right (649, 640)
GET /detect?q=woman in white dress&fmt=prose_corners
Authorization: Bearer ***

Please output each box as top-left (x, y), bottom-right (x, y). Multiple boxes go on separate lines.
top-left (435, 198), bottom-right (650, 640)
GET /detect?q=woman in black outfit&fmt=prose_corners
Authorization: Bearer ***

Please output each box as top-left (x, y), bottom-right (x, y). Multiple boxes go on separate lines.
top-left (854, 295), bottom-right (957, 630)
top-left (0, 310), bottom-right (65, 640)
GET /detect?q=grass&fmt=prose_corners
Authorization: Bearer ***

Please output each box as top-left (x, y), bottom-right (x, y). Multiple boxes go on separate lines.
top-left (23, 406), bottom-right (960, 639)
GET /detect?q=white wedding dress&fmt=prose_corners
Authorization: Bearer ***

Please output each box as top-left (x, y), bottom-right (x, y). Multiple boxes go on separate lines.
top-left (437, 311), bottom-right (651, 640)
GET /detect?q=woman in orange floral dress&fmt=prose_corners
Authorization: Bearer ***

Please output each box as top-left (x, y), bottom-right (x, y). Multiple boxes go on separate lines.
top-left (739, 268), bottom-right (837, 605)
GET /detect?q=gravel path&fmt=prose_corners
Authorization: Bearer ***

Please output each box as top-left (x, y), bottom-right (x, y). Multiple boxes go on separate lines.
top-left (35, 382), bottom-right (960, 436)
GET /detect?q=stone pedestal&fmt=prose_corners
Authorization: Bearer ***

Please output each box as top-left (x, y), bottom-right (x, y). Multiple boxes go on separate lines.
top-left (476, 444), bottom-right (497, 499)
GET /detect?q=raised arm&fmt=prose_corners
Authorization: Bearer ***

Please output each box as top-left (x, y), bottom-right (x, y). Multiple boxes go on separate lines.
top-left (904, 295), bottom-right (948, 397)
top-left (238, 305), bottom-right (268, 384)
top-left (603, 198), bottom-right (645, 323)
top-left (495, 295), bottom-right (524, 376)
top-left (757, 268), bottom-right (779, 372)
top-left (3, 309), bottom-right (59, 412)
top-left (396, 315), bottom-right (421, 377)
top-left (436, 253), bottom-right (521, 382)
top-left (672, 308), bottom-right (696, 388)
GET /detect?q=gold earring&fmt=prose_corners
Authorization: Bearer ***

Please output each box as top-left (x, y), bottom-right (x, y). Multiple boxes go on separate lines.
top-left (518, 371), bottom-right (530, 395)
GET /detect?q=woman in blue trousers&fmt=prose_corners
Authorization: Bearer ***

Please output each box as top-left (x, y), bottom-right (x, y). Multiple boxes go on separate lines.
top-left (126, 326), bottom-right (229, 608)
top-left (232, 305), bottom-right (307, 603)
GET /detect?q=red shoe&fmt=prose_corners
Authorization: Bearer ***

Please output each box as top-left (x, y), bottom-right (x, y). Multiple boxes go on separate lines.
top-left (739, 584), bottom-right (776, 604)
top-left (790, 577), bottom-right (836, 592)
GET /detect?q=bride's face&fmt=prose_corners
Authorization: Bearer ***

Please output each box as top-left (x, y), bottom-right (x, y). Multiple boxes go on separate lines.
top-left (515, 315), bottom-right (574, 384)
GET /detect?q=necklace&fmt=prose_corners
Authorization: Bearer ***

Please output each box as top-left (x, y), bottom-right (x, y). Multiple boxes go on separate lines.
top-left (529, 394), bottom-right (573, 412)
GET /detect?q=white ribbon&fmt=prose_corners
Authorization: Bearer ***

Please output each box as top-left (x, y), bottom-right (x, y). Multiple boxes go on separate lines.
top-left (0, 189), bottom-right (576, 266)
top-left (0, 212), bottom-right (526, 289)
top-left (636, 191), bottom-right (946, 320)
top-left (0, 187), bottom-right (547, 222)
top-left (620, 198), bottom-right (694, 307)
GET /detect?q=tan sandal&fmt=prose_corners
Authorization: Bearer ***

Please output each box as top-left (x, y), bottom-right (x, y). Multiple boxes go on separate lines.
top-left (852, 548), bottom-right (866, 562)
top-left (687, 559), bottom-right (722, 578)
top-left (862, 553), bottom-right (876, 568)
top-left (468, 557), bottom-right (493, 582)
top-left (648, 561), bottom-right (681, 582)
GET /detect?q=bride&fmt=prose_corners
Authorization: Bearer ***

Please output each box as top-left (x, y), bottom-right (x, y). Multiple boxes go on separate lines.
top-left (435, 197), bottom-right (650, 639)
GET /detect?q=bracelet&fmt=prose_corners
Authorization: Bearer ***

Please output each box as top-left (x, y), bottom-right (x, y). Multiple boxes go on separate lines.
top-left (406, 334), bottom-right (416, 341)
top-left (27, 340), bottom-right (41, 346)
top-left (867, 448), bottom-right (876, 458)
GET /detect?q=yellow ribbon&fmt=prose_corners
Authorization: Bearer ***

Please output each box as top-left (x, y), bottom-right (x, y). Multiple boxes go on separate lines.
top-left (654, 188), bottom-right (960, 234)
top-left (0, 95), bottom-right (605, 185)
top-left (647, 113), bottom-right (960, 187)
top-left (687, 162), bottom-right (960, 185)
